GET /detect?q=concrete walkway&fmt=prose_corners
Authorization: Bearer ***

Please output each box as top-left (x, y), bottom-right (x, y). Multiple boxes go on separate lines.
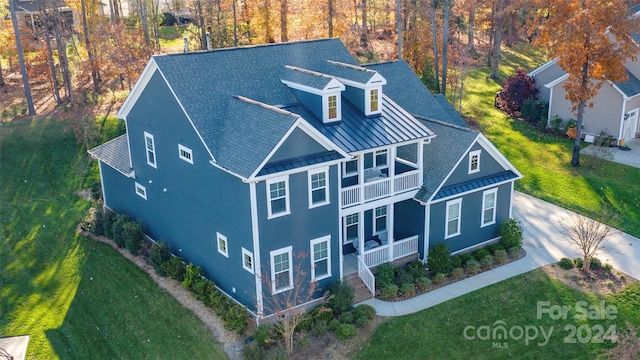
top-left (361, 192), bottom-right (640, 316)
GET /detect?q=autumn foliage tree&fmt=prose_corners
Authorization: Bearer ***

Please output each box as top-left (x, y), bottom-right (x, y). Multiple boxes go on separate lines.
top-left (528, 0), bottom-right (640, 166)
top-left (496, 69), bottom-right (537, 115)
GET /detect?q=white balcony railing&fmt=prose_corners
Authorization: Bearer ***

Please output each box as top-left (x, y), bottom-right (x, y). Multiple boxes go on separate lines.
top-left (363, 178), bottom-right (391, 202)
top-left (392, 235), bottom-right (419, 260)
top-left (394, 170), bottom-right (420, 193)
top-left (361, 235), bottom-right (419, 268)
top-left (341, 170), bottom-right (421, 208)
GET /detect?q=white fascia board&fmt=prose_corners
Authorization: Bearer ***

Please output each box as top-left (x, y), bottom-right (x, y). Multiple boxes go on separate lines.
top-left (281, 78), bottom-right (345, 95)
top-left (247, 118), bottom-right (349, 181)
top-left (544, 73), bottom-right (569, 89)
top-left (117, 58), bottom-right (158, 119)
top-left (611, 82), bottom-right (632, 101)
top-left (528, 59), bottom-right (558, 77)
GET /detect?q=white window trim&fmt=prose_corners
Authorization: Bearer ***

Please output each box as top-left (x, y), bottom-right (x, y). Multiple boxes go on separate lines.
top-left (270, 246), bottom-right (293, 294)
top-left (217, 232), bottom-right (229, 258)
top-left (373, 205), bottom-right (387, 235)
top-left (266, 175), bottom-right (291, 219)
top-left (144, 132), bottom-right (157, 168)
top-left (242, 247), bottom-right (254, 274)
top-left (135, 182), bottom-right (147, 200)
top-left (365, 86), bottom-right (382, 116)
top-left (445, 198), bottom-right (462, 239)
top-left (178, 144), bottom-right (193, 164)
top-left (323, 92), bottom-right (342, 123)
top-left (481, 188), bottom-right (498, 227)
top-left (342, 156), bottom-right (359, 178)
top-left (310, 236), bottom-right (331, 281)
top-left (468, 150), bottom-right (481, 174)
top-left (343, 213), bottom-right (359, 244)
top-left (308, 167), bottom-right (330, 208)
top-left (374, 149), bottom-right (388, 169)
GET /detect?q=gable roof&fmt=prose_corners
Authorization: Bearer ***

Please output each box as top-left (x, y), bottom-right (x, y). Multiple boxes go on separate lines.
top-left (613, 70), bottom-right (640, 98)
top-left (87, 135), bottom-right (134, 177)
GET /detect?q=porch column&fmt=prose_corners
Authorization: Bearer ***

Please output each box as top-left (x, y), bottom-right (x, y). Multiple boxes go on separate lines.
top-left (388, 203), bottom-right (395, 259)
top-left (418, 141), bottom-right (424, 185)
top-left (358, 210), bottom-right (365, 258)
top-left (389, 146), bottom-right (396, 195)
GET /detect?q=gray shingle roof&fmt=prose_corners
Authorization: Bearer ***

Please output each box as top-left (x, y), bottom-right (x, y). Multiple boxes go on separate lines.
top-left (325, 61), bottom-right (380, 84)
top-left (281, 66), bottom-right (336, 91)
top-left (433, 94), bottom-right (469, 128)
top-left (414, 120), bottom-right (479, 203)
top-left (615, 70), bottom-right (640, 97)
top-left (88, 135), bottom-right (132, 176)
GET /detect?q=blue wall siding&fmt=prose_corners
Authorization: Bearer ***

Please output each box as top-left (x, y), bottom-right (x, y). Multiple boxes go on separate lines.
top-left (443, 142), bottom-right (506, 187)
top-left (289, 88), bottom-right (322, 120)
top-left (268, 128), bottom-right (329, 164)
top-left (256, 165), bottom-right (340, 298)
top-left (394, 199), bottom-right (425, 256)
top-left (343, 86), bottom-right (365, 113)
top-left (104, 70), bottom-right (257, 310)
top-left (428, 182), bottom-right (513, 253)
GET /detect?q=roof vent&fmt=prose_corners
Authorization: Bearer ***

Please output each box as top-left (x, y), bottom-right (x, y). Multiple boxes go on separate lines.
top-left (183, 37), bottom-right (188, 53)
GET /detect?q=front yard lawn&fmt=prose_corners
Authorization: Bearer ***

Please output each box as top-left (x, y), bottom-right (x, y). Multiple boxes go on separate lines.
top-left (0, 118), bottom-right (227, 359)
top-left (355, 269), bottom-right (640, 359)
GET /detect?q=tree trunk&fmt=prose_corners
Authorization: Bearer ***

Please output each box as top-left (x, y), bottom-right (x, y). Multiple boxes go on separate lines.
top-left (431, 0), bottom-right (440, 93)
top-left (572, 63), bottom-right (589, 167)
top-left (328, 0), bottom-right (333, 38)
top-left (442, 0), bottom-right (449, 95)
top-left (280, 0), bottom-right (288, 42)
top-left (9, 0), bottom-right (35, 115)
top-left (0, 58), bottom-right (4, 87)
top-left (396, 0), bottom-right (401, 59)
top-left (361, 0), bottom-right (368, 48)
top-left (45, 34), bottom-right (62, 105)
top-left (468, 0), bottom-right (475, 53)
top-left (232, 0), bottom-right (238, 46)
top-left (139, 0), bottom-right (151, 46)
top-left (81, 0), bottom-right (100, 93)
top-left (489, 0), bottom-right (503, 80)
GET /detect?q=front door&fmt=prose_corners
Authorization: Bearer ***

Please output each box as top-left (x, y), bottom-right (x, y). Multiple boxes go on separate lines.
top-left (622, 109), bottom-right (639, 141)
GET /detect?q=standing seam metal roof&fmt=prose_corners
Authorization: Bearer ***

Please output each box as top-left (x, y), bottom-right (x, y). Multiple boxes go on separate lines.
top-left (87, 135), bottom-right (132, 176)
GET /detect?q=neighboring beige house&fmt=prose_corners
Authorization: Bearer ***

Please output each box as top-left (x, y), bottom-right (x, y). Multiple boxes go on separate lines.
top-left (529, 4), bottom-right (640, 144)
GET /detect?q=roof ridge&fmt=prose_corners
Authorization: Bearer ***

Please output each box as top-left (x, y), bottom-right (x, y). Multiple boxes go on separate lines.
top-left (285, 65), bottom-right (335, 80)
top-left (326, 60), bottom-right (374, 73)
top-left (415, 115), bottom-right (472, 131)
top-left (233, 95), bottom-right (300, 119)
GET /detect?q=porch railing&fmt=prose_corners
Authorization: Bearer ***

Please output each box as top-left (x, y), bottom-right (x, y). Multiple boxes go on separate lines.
top-left (363, 178), bottom-right (391, 202)
top-left (357, 255), bottom-right (375, 296)
top-left (361, 235), bottom-right (419, 268)
top-left (394, 170), bottom-right (420, 193)
top-left (341, 171), bottom-right (421, 208)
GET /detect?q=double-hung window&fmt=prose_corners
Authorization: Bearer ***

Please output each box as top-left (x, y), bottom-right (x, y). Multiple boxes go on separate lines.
top-left (242, 248), bottom-right (254, 273)
top-left (445, 198), bottom-right (462, 238)
top-left (374, 149), bottom-right (388, 168)
top-left (270, 246), bottom-right (293, 294)
top-left (310, 236), bottom-right (331, 281)
top-left (468, 150), bottom-right (481, 174)
top-left (374, 206), bottom-right (387, 234)
top-left (267, 176), bottom-right (290, 218)
top-left (370, 89), bottom-right (379, 112)
top-left (144, 132), bottom-right (157, 168)
top-left (481, 188), bottom-right (498, 227)
top-left (328, 95), bottom-right (338, 120)
top-left (344, 213), bottom-right (359, 244)
top-left (309, 168), bottom-right (329, 208)
top-left (217, 232), bottom-right (229, 257)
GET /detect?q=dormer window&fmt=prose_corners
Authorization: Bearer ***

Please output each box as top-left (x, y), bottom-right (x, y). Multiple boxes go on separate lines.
top-left (370, 89), bottom-right (379, 112)
top-left (365, 86), bottom-right (382, 116)
top-left (323, 92), bottom-right (342, 123)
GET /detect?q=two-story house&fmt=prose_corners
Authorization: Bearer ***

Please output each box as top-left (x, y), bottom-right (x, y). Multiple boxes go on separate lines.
top-left (89, 38), bottom-right (522, 318)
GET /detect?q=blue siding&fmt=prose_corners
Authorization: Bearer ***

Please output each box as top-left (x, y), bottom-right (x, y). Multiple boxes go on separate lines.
top-left (394, 199), bottom-right (425, 256)
top-left (105, 71), bottom-right (257, 310)
top-left (428, 182), bottom-right (513, 253)
top-left (268, 128), bottom-right (329, 164)
top-left (443, 143), bottom-right (506, 188)
top-left (289, 88), bottom-right (322, 121)
top-left (343, 86), bottom-right (365, 113)
top-left (256, 165), bottom-right (340, 297)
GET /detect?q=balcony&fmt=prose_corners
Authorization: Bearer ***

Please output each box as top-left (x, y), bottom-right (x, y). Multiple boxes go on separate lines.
top-left (341, 168), bottom-right (421, 208)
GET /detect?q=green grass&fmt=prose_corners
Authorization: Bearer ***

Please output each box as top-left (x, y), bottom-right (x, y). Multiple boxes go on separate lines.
top-left (356, 270), bottom-right (640, 359)
top-left (159, 25), bottom-right (188, 52)
top-left (0, 118), bottom-right (227, 359)
top-left (459, 43), bottom-right (640, 237)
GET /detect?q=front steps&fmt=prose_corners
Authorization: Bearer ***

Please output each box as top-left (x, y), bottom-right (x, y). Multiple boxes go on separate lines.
top-left (344, 273), bottom-right (374, 303)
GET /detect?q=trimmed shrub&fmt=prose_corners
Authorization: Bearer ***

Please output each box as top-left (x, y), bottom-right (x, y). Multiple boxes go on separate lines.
top-left (603, 263), bottom-right (613, 272)
top-left (335, 323), bottom-right (356, 340)
top-left (499, 218), bottom-right (524, 249)
top-left (327, 319), bottom-right (340, 331)
top-left (406, 261), bottom-right (428, 279)
top-left (427, 242), bottom-right (452, 275)
top-left (326, 280), bottom-right (354, 315)
top-left (521, 98), bottom-right (548, 124)
top-left (394, 269), bottom-right (415, 287)
top-left (380, 283), bottom-right (398, 300)
top-left (486, 243), bottom-right (504, 254)
top-left (493, 250), bottom-right (508, 265)
top-left (472, 249), bottom-right (490, 262)
top-left (507, 247), bottom-right (521, 259)
top-left (481, 254), bottom-right (495, 269)
top-left (310, 319), bottom-right (329, 337)
top-left (464, 259), bottom-right (480, 275)
top-left (374, 262), bottom-right (395, 288)
top-left (339, 311), bottom-right (354, 324)
top-left (150, 242), bottom-right (172, 275)
top-left (450, 255), bottom-right (463, 269)
top-left (223, 303), bottom-right (249, 334)
top-left (432, 272), bottom-right (448, 285)
top-left (459, 253), bottom-right (474, 267)
top-left (451, 267), bottom-right (465, 281)
top-left (495, 70), bottom-right (538, 115)
top-left (353, 304), bottom-right (376, 322)
top-left (311, 305), bottom-right (334, 322)
top-left (111, 214), bottom-right (130, 248)
top-left (355, 316), bottom-right (369, 327)
top-left (399, 283), bottom-right (416, 298)
top-left (590, 257), bottom-right (602, 270)
top-left (162, 256), bottom-right (186, 281)
top-left (574, 257), bottom-right (584, 269)
top-left (123, 220), bottom-right (145, 255)
top-left (416, 277), bottom-right (431, 292)
top-left (242, 343), bottom-right (265, 360)
top-left (558, 257), bottom-right (574, 270)
top-left (253, 324), bottom-right (274, 347)
top-left (182, 262), bottom-right (203, 291)
top-left (103, 209), bottom-right (116, 238)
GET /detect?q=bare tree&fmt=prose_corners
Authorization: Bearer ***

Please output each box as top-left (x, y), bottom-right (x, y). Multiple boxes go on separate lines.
top-left (560, 213), bottom-right (612, 271)
top-left (260, 251), bottom-right (327, 356)
top-left (9, 0), bottom-right (36, 115)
